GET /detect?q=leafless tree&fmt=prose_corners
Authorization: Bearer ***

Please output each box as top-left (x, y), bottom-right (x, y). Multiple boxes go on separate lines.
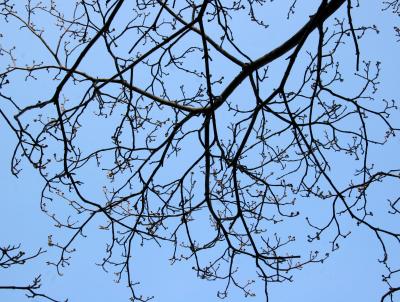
top-left (1, 0), bottom-right (399, 301)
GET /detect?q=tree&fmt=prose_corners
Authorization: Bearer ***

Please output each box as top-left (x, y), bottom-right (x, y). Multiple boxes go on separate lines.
top-left (0, 0), bottom-right (399, 301)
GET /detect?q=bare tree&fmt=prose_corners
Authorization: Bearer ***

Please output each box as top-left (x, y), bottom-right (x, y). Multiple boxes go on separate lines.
top-left (0, 0), bottom-right (399, 301)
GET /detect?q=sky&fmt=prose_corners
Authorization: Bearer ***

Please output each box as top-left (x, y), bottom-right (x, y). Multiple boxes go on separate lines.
top-left (0, 1), bottom-right (399, 302)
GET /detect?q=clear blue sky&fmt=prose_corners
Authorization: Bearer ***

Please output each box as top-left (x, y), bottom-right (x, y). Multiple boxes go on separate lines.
top-left (1, 1), bottom-right (399, 301)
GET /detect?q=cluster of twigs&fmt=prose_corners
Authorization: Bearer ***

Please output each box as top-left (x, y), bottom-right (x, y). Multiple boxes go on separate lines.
top-left (0, 245), bottom-right (63, 301)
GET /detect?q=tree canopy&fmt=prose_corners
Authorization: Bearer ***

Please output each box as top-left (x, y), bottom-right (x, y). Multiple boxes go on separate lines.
top-left (1, 0), bottom-right (400, 301)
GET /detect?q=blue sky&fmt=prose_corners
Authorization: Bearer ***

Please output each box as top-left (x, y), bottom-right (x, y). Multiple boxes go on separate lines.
top-left (1, 1), bottom-right (400, 301)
